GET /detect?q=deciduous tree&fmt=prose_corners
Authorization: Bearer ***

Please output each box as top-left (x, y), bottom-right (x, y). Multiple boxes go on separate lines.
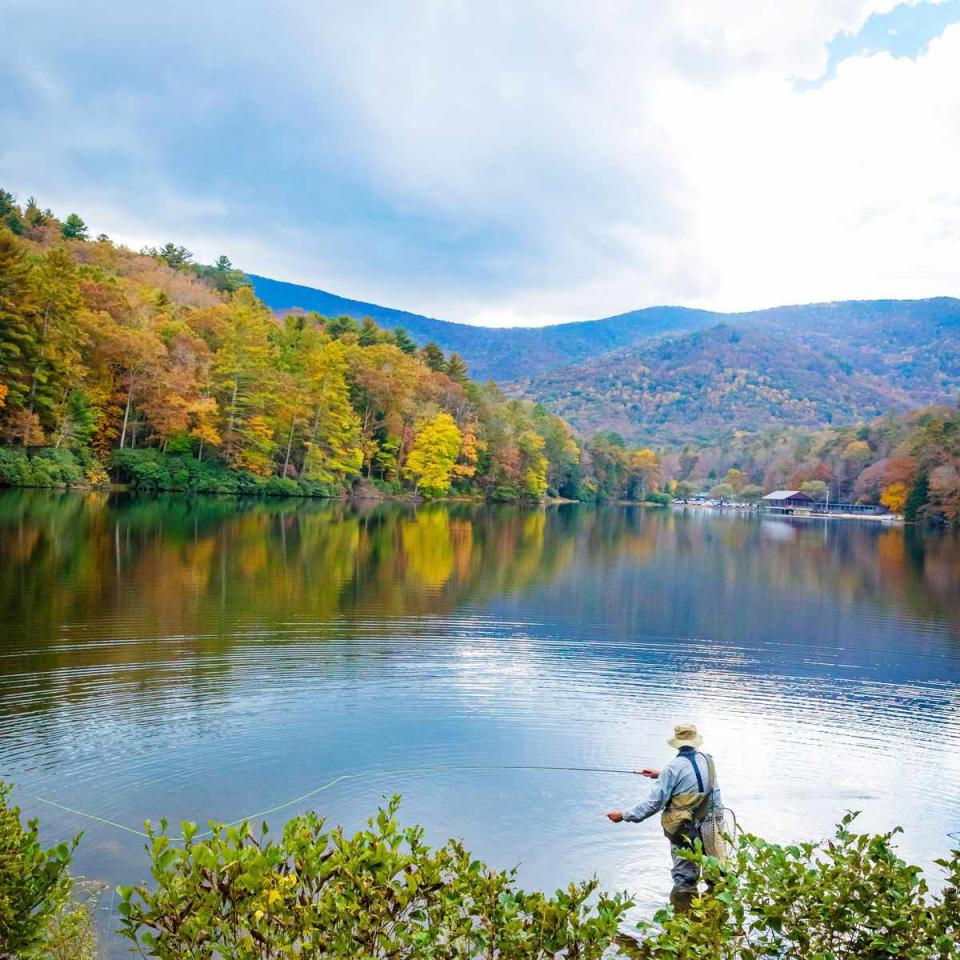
top-left (404, 412), bottom-right (462, 497)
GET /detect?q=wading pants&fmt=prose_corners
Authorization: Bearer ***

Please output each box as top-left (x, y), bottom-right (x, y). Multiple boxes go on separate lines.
top-left (668, 821), bottom-right (701, 910)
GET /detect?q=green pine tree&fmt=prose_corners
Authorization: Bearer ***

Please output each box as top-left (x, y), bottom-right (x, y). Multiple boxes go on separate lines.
top-left (392, 327), bottom-right (417, 354)
top-left (60, 213), bottom-right (88, 241)
top-left (422, 342), bottom-right (447, 373)
top-left (0, 233), bottom-right (37, 416)
top-left (904, 473), bottom-right (929, 521)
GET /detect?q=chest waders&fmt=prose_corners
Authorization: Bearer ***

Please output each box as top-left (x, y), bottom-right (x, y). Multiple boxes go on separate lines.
top-left (660, 751), bottom-right (715, 839)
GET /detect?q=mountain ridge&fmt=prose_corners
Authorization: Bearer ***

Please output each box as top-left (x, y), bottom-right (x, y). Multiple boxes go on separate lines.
top-left (250, 273), bottom-right (960, 442)
top-left (509, 317), bottom-right (960, 444)
top-left (249, 273), bottom-right (959, 383)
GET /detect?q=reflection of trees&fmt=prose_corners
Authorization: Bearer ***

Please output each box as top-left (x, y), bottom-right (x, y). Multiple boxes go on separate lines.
top-left (0, 495), bottom-right (584, 713)
top-left (561, 509), bottom-right (960, 651)
top-left (0, 493), bottom-right (957, 719)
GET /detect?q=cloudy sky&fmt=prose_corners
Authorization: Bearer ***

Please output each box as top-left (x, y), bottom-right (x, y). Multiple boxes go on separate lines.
top-left (2, 0), bottom-right (959, 325)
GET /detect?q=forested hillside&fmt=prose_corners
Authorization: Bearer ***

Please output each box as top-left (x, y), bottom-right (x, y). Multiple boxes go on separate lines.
top-left (1, 189), bottom-right (958, 521)
top-left (512, 320), bottom-right (960, 445)
top-left (252, 275), bottom-right (960, 394)
top-left (657, 404), bottom-right (960, 522)
top-left (0, 191), bottom-right (580, 502)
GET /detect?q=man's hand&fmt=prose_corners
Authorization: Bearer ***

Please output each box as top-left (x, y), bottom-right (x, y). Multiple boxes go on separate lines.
top-left (606, 811), bottom-right (624, 823)
top-left (635, 768), bottom-right (660, 779)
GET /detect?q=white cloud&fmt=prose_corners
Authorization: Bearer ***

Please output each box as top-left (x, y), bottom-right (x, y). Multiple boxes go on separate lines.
top-left (0, 1), bottom-right (957, 324)
top-left (655, 21), bottom-right (960, 311)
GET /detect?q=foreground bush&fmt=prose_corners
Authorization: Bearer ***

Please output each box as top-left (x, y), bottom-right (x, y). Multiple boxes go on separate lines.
top-left (0, 782), bottom-right (80, 959)
top-left (5, 781), bottom-right (959, 959)
top-left (633, 813), bottom-right (960, 960)
top-left (118, 797), bottom-right (629, 959)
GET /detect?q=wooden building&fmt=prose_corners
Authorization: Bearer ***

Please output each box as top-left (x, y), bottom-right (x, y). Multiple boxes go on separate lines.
top-left (761, 490), bottom-right (814, 514)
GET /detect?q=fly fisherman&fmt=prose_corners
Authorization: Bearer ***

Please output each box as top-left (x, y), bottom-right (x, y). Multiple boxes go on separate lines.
top-left (606, 723), bottom-right (721, 911)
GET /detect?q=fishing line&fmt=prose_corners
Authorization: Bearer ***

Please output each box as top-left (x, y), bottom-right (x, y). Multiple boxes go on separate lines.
top-left (26, 763), bottom-right (641, 842)
top-left (30, 795), bottom-right (151, 839)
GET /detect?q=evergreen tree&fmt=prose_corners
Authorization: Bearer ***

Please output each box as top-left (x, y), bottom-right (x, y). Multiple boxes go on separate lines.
top-left (904, 473), bottom-right (930, 521)
top-left (422, 342), bottom-right (447, 373)
top-left (54, 390), bottom-right (99, 448)
top-left (60, 214), bottom-right (88, 241)
top-left (358, 317), bottom-right (380, 347)
top-left (446, 353), bottom-right (469, 383)
top-left (0, 233), bottom-right (37, 418)
top-left (157, 243), bottom-right (192, 268)
top-left (24, 197), bottom-right (49, 227)
top-left (392, 327), bottom-right (417, 354)
top-left (325, 315), bottom-right (359, 339)
top-left (0, 190), bottom-right (24, 234)
top-left (27, 247), bottom-right (83, 435)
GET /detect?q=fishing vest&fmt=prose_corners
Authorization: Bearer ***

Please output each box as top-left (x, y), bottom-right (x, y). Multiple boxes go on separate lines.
top-left (660, 750), bottom-right (715, 838)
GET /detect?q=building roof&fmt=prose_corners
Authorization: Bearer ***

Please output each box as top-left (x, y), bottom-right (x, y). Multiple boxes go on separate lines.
top-left (762, 489), bottom-right (813, 501)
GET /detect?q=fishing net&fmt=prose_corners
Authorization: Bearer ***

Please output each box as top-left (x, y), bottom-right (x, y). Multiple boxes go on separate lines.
top-left (700, 807), bottom-right (738, 862)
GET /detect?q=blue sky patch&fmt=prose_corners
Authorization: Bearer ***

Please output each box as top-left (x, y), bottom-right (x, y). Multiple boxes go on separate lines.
top-left (799, 0), bottom-right (960, 90)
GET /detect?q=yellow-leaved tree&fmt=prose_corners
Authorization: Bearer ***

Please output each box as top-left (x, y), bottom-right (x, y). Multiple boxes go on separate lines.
top-left (404, 412), bottom-right (462, 497)
top-left (880, 482), bottom-right (908, 514)
top-left (301, 339), bottom-right (364, 485)
top-left (518, 430), bottom-right (548, 499)
top-left (629, 448), bottom-right (661, 501)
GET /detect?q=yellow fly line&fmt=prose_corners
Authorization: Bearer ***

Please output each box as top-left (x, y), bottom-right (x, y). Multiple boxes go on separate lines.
top-left (27, 763), bottom-right (643, 842)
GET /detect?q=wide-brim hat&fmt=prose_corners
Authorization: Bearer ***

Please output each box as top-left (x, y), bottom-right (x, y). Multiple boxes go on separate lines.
top-left (667, 723), bottom-right (703, 749)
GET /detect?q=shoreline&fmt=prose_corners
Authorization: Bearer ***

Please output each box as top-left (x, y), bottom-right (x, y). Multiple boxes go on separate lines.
top-left (672, 501), bottom-right (903, 523)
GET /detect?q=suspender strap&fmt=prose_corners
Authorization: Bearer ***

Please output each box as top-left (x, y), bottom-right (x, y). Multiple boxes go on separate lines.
top-left (683, 751), bottom-right (705, 792)
top-left (682, 751), bottom-right (714, 796)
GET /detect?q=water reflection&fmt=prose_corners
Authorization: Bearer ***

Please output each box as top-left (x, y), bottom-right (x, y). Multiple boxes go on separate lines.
top-left (0, 491), bottom-right (958, 954)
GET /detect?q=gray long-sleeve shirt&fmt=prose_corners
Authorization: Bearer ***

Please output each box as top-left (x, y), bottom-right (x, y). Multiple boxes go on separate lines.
top-left (622, 748), bottom-right (722, 823)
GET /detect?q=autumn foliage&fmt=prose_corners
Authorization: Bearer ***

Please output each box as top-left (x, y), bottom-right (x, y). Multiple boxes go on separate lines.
top-left (0, 192), bottom-right (585, 502)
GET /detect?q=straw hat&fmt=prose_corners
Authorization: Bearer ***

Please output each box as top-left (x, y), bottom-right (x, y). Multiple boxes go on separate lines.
top-left (667, 723), bottom-right (703, 749)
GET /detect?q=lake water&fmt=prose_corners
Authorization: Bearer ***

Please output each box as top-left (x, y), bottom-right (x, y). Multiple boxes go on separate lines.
top-left (1, 490), bottom-right (959, 951)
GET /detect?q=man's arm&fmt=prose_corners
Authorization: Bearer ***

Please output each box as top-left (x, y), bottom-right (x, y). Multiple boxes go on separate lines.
top-left (607, 764), bottom-right (676, 823)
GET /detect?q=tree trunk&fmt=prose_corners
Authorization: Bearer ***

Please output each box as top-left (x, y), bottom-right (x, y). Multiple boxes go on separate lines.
top-left (119, 383), bottom-right (134, 449)
top-left (283, 418), bottom-right (296, 475)
top-left (226, 379), bottom-right (239, 439)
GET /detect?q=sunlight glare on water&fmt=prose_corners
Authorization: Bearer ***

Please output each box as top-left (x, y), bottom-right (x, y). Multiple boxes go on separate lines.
top-left (0, 490), bottom-right (958, 953)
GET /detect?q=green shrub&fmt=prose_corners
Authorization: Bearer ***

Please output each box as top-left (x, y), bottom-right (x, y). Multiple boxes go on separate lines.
top-left (44, 880), bottom-right (101, 960)
top-left (118, 796), bottom-right (630, 960)
top-left (0, 447), bottom-right (104, 489)
top-left (646, 491), bottom-right (672, 505)
top-left (109, 449), bottom-right (341, 498)
top-left (632, 812), bottom-right (960, 960)
top-left (0, 782), bottom-right (80, 958)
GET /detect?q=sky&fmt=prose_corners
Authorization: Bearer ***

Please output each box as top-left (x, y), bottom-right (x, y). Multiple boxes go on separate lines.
top-left (2, 0), bottom-right (959, 327)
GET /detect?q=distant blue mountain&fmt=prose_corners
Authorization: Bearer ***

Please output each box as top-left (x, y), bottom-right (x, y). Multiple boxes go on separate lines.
top-left (248, 274), bottom-right (717, 381)
top-left (248, 277), bottom-right (960, 406)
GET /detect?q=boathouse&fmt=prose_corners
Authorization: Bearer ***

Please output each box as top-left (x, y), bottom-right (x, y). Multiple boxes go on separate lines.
top-left (761, 490), bottom-right (814, 514)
